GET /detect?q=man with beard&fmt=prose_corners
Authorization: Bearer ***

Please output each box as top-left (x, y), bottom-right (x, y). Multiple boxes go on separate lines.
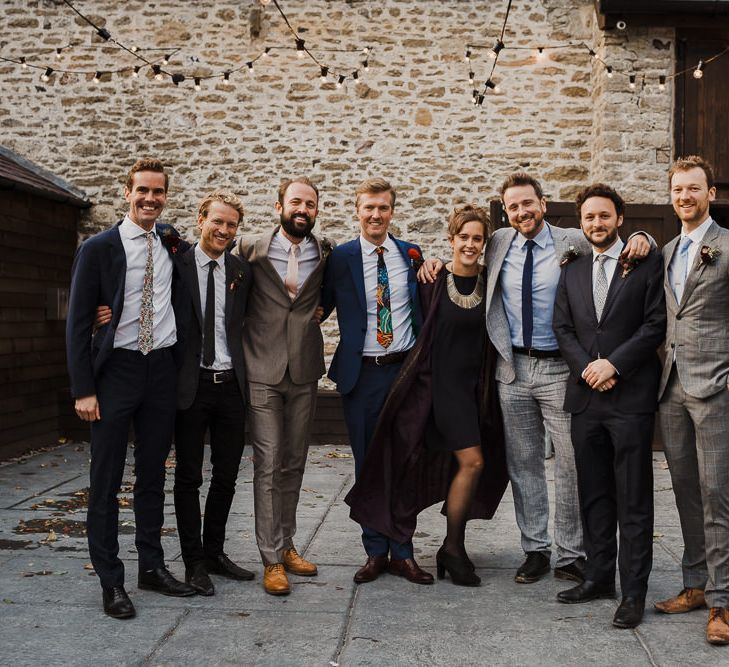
top-left (419, 172), bottom-right (652, 587)
top-left (654, 156), bottom-right (729, 646)
top-left (553, 184), bottom-right (665, 629)
top-left (235, 177), bottom-right (328, 596)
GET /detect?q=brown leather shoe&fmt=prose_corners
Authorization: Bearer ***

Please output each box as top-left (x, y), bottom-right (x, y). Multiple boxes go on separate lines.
top-left (354, 555), bottom-right (389, 584)
top-left (654, 587), bottom-right (706, 614)
top-left (707, 608), bottom-right (729, 645)
top-left (283, 547), bottom-right (318, 576)
top-left (263, 563), bottom-right (290, 596)
top-left (388, 558), bottom-right (434, 585)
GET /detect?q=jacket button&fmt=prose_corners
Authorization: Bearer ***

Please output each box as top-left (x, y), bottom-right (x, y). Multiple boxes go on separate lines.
top-left (676, 315), bottom-right (682, 320)
top-left (596, 328), bottom-right (602, 334)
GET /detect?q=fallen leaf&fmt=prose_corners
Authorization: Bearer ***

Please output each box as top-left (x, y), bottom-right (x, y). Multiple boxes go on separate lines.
top-left (325, 451), bottom-right (351, 459)
top-left (84, 563), bottom-right (95, 570)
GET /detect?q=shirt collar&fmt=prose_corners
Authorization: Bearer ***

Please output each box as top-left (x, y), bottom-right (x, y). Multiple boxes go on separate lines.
top-left (274, 229), bottom-right (309, 253)
top-left (360, 233), bottom-right (396, 255)
top-left (195, 242), bottom-right (225, 269)
top-left (120, 215), bottom-right (157, 240)
top-left (515, 221), bottom-right (551, 250)
top-left (592, 237), bottom-right (624, 262)
top-left (683, 216), bottom-right (714, 245)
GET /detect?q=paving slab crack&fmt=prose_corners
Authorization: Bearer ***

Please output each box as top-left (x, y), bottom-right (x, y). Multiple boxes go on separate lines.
top-left (633, 626), bottom-right (660, 666)
top-left (330, 584), bottom-right (359, 666)
top-left (301, 471), bottom-right (353, 556)
top-left (5, 474), bottom-right (86, 510)
top-left (139, 608), bottom-right (190, 666)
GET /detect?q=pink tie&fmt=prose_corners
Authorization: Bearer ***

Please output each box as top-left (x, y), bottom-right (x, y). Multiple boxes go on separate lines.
top-left (285, 244), bottom-right (300, 300)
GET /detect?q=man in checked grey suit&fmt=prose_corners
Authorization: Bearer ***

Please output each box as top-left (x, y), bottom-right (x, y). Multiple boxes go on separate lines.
top-left (653, 156), bottom-right (729, 646)
top-left (235, 177), bottom-right (328, 596)
top-left (421, 172), bottom-right (652, 585)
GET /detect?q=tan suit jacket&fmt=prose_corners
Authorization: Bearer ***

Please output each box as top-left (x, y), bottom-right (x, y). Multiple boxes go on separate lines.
top-left (236, 228), bottom-right (326, 386)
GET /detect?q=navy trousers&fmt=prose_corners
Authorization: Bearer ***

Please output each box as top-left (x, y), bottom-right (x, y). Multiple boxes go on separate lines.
top-left (88, 347), bottom-right (177, 588)
top-left (341, 361), bottom-right (413, 560)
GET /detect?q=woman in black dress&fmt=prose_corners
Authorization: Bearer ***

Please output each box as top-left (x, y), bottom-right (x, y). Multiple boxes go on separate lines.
top-left (345, 205), bottom-right (508, 588)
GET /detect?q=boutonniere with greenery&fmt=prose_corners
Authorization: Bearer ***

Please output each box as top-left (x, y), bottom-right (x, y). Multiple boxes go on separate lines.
top-left (160, 228), bottom-right (182, 255)
top-left (698, 245), bottom-right (721, 267)
top-left (319, 237), bottom-right (334, 260)
top-left (229, 271), bottom-right (245, 291)
top-left (559, 246), bottom-right (580, 267)
top-left (619, 256), bottom-right (639, 278)
top-left (407, 247), bottom-right (424, 271)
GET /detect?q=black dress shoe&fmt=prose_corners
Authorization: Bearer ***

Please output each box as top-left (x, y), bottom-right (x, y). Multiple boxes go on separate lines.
top-left (204, 553), bottom-right (255, 581)
top-left (354, 555), bottom-right (389, 584)
top-left (557, 580), bottom-right (616, 604)
top-left (388, 558), bottom-right (434, 585)
top-left (186, 562), bottom-right (215, 596)
top-left (138, 566), bottom-right (196, 597)
top-left (554, 558), bottom-right (586, 583)
top-left (514, 552), bottom-right (550, 583)
top-left (102, 585), bottom-right (136, 619)
top-left (613, 596), bottom-right (645, 629)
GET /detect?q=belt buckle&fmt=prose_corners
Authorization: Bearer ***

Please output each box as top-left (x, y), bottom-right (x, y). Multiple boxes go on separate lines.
top-left (212, 371), bottom-right (225, 383)
top-left (375, 355), bottom-right (383, 366)
top-left (526, 348), bottom-right (534, 358)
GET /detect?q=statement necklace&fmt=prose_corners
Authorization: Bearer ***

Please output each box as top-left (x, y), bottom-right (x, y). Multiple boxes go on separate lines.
top-left (446, 270), bottom-right (484, 309)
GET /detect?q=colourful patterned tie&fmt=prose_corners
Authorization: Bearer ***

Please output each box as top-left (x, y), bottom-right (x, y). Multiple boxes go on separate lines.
top-left (138, 231), bottom-right (154, 355)
top-left (375, 246), bottom-right (393, 349)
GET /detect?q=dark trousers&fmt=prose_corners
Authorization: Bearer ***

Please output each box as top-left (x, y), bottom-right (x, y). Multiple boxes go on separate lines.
top-left (173, 375), bottom-right (246, 567)
top-left (571, 409), bottom-right (655, 598)
top-left (341, 361), bottom-right (413, 560)
top-left (88, 347), bottom-right (177, 588)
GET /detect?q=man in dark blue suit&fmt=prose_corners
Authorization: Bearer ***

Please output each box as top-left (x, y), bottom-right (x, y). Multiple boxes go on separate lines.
top-left (552, 184), bottom-right (666, 629)
top-left (66, 158), bottom-right (194, 619)
top-left (321, 177), bottom-right (432, 586)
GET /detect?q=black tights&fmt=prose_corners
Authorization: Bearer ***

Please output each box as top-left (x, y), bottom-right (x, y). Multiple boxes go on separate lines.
top-left (443, 446), bottom-right (483, 557)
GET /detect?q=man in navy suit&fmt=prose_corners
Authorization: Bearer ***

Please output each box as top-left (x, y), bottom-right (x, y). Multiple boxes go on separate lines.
top-left (321, 177), bottom-right (433, 586)
top-left (553, 184), bottom-right (666, 629)
top-left (66, 158), bottom-right (194, 619)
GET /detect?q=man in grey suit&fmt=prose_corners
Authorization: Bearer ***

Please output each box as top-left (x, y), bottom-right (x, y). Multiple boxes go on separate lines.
top-left (653, 156), bottom-right (729, 646)
top-left (421, 172), bottom-right (650, 585)
top-left (235, 177), bottom-right (327, 596)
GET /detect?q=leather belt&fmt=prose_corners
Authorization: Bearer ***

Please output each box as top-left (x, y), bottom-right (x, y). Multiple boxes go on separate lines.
top-left (512, 346), bottom-right (561, 359)
top-left (362, 350), bottom-right (410, 366)
top-left (200, 369), bottom-right (236, 383)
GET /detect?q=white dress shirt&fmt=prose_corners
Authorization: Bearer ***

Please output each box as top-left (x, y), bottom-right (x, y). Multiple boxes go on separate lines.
top-left (591, 237), bottom-right (625, 287)
top-left (360, 234), bottom-right (416, 355)
top-left (114, 215), bottom-right (176, 351)
top-left (268, 230), bottom-right (319, 293)
top-left (195, 244), bottom-right (232, 371)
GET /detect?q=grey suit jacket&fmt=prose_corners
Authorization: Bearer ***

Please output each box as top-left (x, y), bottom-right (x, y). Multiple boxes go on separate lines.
top-left (236, 228), bottom-right (327, 386)
top-left (659, 220), bottom-right (729, 400)
top-left (485, 223), bottom-right (591, 384)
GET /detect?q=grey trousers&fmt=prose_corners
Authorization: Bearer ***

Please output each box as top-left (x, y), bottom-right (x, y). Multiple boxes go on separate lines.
top-left (497, 355), bottom-right (584, 567)
top-left (247, 372), bottom-right (317, 566)
top-left (660, 368), bottom-right (729, 607)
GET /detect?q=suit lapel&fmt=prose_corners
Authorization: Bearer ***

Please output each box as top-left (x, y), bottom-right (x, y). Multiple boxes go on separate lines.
top-left (180, 246), bottom-right (203, 330)
top-left (224, 252), bottom-right (235, 329)
top-left (549, 223), bottom-right (573, 260)
top-left (575, 255), bottom-right (597, 322)
top-left (106, 225), bottom-right (127, 321)
top-left (598, 258), bottom-right (627, 324)
top-left (296, 234), bottom-right (324, 300)
top-left (486, 229), bottom-right (514, 313)
top-left (680, 221), bottom-right (719, 309)
top-left (664, 236), bottom-right (680, 308)
top-left (346, 238), bottom-right (367, 312)
top-left (257, 229), bottom-right (291, 300)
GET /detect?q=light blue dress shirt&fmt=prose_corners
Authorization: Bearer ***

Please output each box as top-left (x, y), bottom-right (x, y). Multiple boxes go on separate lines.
top-left (499, 223), bottom-right (561, 350)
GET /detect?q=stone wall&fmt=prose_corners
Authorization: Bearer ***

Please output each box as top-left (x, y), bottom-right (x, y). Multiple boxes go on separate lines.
top-left (0, 0), bottom-right (676, 372)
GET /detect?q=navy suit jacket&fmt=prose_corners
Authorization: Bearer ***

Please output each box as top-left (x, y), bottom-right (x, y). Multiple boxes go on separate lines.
top-left (66, 221), bottom-right (186, 399)
top-left (553, 247), bottom-right (666, 414)
top-left (321, 234), bottom-right (422, 396)
top-left (175, 245), bottom-right (252, 410)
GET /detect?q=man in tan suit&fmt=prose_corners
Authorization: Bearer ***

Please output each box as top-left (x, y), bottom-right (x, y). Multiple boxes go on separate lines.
top-left (654, 156), bottom-right (729, 645)
top-left (236, 177), bottom-right (328, 595)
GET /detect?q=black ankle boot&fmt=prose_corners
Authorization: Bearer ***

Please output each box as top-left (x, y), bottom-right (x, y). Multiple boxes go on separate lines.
top-left (436, 547), bottom-right (481, 587)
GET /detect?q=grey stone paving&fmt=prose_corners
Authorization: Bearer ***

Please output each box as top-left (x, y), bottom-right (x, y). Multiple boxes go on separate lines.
top-left (0, 442), bottom-right (726, 666)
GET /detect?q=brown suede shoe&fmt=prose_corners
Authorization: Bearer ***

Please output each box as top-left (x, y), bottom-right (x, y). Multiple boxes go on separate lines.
top-left (707, 608), bottom-right (729, 645)
top-left (263, 563), bottom-right (290, 596)
top-left (388, 558), bottom-right (434, 585)
top-left (354, 555), bottom-right (389, 584)
top-left (654, 587), bottom-right (706, 614)
top-left (283, 548), bottom-right (318, 577)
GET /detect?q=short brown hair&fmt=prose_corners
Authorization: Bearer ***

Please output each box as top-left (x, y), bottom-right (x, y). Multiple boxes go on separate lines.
top-left (125, 158), bottom-right (169, 192)
top-left (278, 176), bottom-right (319, 206)
top-left (447, 204), bottom-right (491, 238)
top-left (355, 177), bottom-right (396, 209)
top-left (197, 189), bottom-right (244, 223)
top-left (575, 183), bottom-right (625, 218)
top-left (499, 172), bottom-right (544, 200)
top-left (668, 155), bottom-right (715, 189)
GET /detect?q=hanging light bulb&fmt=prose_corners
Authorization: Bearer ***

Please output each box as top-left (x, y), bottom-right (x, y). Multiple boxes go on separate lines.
top-left (320, 66), bottom-right (328, 83)
top-left (362, 58), bottom-right (369, 72)
top-left (152, 64), bottom-right (163, 81)
top-left (19, 56), bottom-right (27, 69)
top-left (658, 75), bottom-right (666, 91)
top-left (246, 61), bottom-right (254, 73)
top-left (468, 70), bottom-right (475, 85)
top-left (162, 54), bottom-right (171, 65)
top-left (489, 39), bottom-right (504, 60)
top-left (132, 65), bottom-right (141, 78)
top-left (223, 71), bottom-right (231, 82)
top-left (262, 47), bottom-right (271, 57)
top-left (259, 0), bottom-right (272, 5)
top-left (296, 39), bottom-right (305, 58)
top-left (629, 74), bottom-right (636, 89)
top-left (464, 47), bottom-right (471, 63)
top-left (336, 75), bottom-right (345, 89)
top-left (92, 71), bottom-right (101, 84)
top-left (693, 60), bottom-right (704, 79)
top-left (485, 78), bottom-right (496, 90)
top-left (131, 45), bottom-right (139, 53)
top-left (606, 66), bottom-right (613, 78)
top-left (536, 47), bottom-right (546, 62)
top-left (352, 70), bottom-right (359, 80)
top-left (56, 47), bottom-right (63, 60)
top-left (41, 67), bottom-right (53, 82)
top-left (363, 46), bottom-right (370, 55)
top-left (194, 77), bottom-right (201, 91)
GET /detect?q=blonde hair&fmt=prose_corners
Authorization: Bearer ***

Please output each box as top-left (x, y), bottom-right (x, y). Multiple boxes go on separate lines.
top-left (355, 177), bottom-right (396, 209)
top-left (668, 155), bottom-right (715, 189)
top-left (197, 189), bottom-right (244, 222)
